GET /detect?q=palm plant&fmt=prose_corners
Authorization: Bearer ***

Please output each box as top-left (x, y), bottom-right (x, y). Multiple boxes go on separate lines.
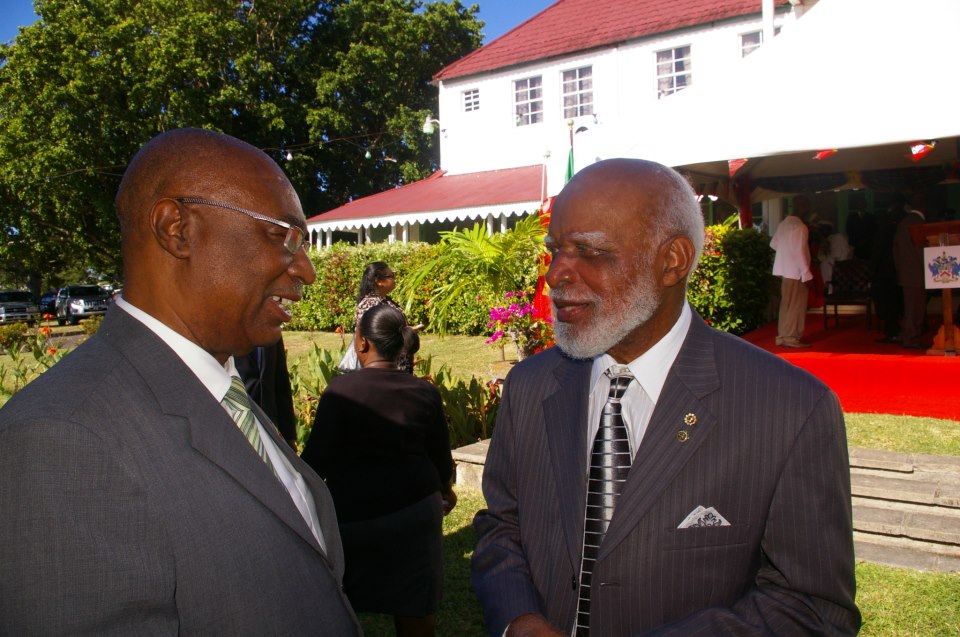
top-left (398, 214), bottom-right (546, 335)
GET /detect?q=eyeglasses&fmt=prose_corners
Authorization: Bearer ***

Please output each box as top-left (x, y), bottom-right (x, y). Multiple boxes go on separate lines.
top-left (174, 197), bottom-right (307, 254)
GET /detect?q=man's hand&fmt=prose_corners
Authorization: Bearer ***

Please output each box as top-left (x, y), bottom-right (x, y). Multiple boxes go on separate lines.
top-left (505, 614), bottom-right (566, 637)
top-left (441, 487), bottom-right (457, 515)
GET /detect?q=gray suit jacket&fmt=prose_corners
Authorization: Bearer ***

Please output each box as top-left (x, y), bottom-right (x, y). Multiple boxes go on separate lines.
top-left (0, 308), bottom-right (361, 635)
top-left (472, 313), bottom-right (859, 636)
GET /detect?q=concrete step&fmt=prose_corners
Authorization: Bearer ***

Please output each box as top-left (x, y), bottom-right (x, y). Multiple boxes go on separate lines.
top-left (854, 531), bottom-right (960, 572)
top-left (852, 497), bottom-right (960, 544)
top-left (453, 443), bottom-right (960, 572)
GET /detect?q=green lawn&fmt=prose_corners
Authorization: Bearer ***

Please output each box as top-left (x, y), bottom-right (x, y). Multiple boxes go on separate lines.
top-left (5, 327), bottom-right (960, 635)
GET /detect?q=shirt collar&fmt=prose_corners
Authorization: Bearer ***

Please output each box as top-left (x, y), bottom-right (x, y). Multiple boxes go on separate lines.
top-left (114, 296), bottom-right (235, 401)
top-left (590, 302), bottom-right (692, 403)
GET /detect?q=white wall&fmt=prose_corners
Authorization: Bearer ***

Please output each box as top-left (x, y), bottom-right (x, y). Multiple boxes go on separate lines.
top-left (435, 12), bottom-right (795, 195)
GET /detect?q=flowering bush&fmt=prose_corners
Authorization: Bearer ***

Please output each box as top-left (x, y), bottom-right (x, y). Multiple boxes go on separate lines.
top-left (0, 323), bottom-right (67, 399)
top-left (485, 291), bottom-right (553, 360)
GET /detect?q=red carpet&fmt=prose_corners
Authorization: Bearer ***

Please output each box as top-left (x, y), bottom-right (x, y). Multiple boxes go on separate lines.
top-left (741, 314), bottom-right (959, 421)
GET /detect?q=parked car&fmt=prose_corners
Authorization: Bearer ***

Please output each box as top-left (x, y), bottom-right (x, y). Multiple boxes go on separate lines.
top-left (55, 285), bottom-right (111, 326)
top-left (39, 289), bottom-right (58, 316)
top-left (0, 290), bottom-right (40, 325)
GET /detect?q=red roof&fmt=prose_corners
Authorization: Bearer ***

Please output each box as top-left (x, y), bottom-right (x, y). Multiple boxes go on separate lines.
top-left (307, 165), bottom-right (543, 222)
top-left (435, 0), bottom-right (785, 81)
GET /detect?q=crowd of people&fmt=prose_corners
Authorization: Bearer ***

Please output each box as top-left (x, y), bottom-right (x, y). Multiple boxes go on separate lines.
top-left (771, 190), bottom-right (947, 350)
top-left (1, 129), bottom-right (862, 636)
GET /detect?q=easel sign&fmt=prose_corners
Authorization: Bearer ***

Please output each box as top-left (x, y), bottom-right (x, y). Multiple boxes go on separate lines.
top-left (921, 230), bottom-right (960, 356)
top-left (924, 245), bottom-right (960, 288)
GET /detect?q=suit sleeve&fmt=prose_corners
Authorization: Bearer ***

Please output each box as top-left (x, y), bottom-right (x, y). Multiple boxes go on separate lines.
top-left (0, 421), bottom-right (172, 635)
top-left (641, 389), bottom-right (860, 636)
top-left (471, 378), bottom-right (547, 637)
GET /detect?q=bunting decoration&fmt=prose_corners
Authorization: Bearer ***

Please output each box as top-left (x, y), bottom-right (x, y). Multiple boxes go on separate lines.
top-left (908, 141), bottom-right (937, 162)
top-left (728, 158), bottom-right (748, 176)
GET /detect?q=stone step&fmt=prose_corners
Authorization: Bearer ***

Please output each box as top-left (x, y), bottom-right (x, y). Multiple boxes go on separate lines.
top-left (850, 469), bottom-right (960, 508)
top-left (852, 497), bottom-right (960, 544)
top-left (854, 531), bottom-right (960, 572)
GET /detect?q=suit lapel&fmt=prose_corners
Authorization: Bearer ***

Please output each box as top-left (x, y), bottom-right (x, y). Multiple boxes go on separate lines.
top-left (102, 309), bottom-right (328, 558)
top-left (600, 316), bottom-right (722, 557)
top-left (543, 355), bottom-right (592, 568)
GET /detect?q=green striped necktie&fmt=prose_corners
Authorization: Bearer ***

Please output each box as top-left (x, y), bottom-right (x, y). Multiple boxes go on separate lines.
top-left (222, 375), bottom-right (277, 476)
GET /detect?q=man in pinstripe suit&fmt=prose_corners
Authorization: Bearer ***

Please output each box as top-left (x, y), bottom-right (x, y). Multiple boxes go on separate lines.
top-left (472, 158), bottom-right (860, 636)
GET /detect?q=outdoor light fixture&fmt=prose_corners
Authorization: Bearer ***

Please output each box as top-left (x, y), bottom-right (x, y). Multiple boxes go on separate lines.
top-left (285, 151), bottom-right (294, 161)
top-left (422, 115), bottom-right (441, 135)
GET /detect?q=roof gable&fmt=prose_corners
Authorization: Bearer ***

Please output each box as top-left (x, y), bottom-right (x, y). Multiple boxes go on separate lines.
top-left (435, 0), bottom-right (785, 82)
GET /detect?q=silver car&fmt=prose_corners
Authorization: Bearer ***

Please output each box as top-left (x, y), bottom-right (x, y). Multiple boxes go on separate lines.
top-left (55, 285), bottom-right (110, 326)
top-left (0, 290), bottom-right (40, 326)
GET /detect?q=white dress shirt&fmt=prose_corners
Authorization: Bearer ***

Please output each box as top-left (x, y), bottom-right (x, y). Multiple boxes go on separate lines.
top-left (114, 297), bottom-right (326, 552)
top-left (585, 302), bottom-right (691, 463)
top-left (770, 215), bottom-right (813, 282)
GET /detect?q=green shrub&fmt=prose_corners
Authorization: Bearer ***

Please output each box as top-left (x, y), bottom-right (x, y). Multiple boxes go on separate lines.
top-left (80, 315), bottom-right (103, 335)
top-left (0, 323), bottom-right (29, 352)
top-left (289, 242), bottom-right (435, 332)
top-left (687, 222), bottom-right (775, 335)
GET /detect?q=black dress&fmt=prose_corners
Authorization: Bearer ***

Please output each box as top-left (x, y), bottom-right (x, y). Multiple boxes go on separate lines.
top-left (301, 367), bottom-right (453, 615)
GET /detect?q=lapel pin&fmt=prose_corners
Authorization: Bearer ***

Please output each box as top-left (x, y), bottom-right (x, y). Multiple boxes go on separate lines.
top-left (684, 413), bottom-right (697, 426)
top-left (676, 430), bottom-right (690, 442)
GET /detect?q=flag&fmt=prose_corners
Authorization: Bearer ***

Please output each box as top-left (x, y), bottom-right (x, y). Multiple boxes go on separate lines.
top-left (564, 146), bottom-right (574, 184)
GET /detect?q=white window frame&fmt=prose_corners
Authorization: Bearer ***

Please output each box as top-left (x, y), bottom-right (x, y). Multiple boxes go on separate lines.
top-left (462, 88), bottom-right (480, 112)
top-left (514, 76), bottom-right (543, 126)
top-left (740, 31), bottom-right (763, 57)
top-left (655, 45), bottom-right (692, 98)
top-left (561, 66), bottom-right (593, 118)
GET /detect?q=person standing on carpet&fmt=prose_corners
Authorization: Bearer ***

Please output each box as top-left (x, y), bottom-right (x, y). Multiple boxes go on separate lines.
top-left (771, 195), bottom-right (814, 348)
top-left (894, 195), bottom-right (928, 349)
top-left (302, 303), bottom-right (456, 637)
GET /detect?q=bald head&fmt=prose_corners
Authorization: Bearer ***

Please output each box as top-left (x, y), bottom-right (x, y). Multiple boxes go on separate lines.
top-left (560, 158), bottom-right (705, 266)
top-left (113, 128), bottom-right (314, 362)
top-left (546, 158), bottom-right (704, 361)
top-left (116, 129), bottom-right (280, 244)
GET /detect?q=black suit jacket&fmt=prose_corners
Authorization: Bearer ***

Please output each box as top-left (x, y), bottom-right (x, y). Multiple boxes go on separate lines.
top-left (472, 313), bottom-right (859, 636)
top-left (0, 307), bottom-right (361, 635)
top-left (235, 336), bottom-right (298, 444)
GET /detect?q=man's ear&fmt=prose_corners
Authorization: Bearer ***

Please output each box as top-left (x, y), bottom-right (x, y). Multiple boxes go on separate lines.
top-left (150, 198), bottom-right (191, 259)
top-left (661, 235), bottom-right (696, 287)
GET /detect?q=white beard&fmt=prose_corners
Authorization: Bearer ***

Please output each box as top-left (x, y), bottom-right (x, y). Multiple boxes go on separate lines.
top-left (551, 271), bottom-right (660, 360)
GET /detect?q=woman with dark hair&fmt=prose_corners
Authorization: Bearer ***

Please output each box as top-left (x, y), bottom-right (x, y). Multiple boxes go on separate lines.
top-left (302, 303), bottom-right (456, 637)
top-left (352, 261), bottom-right (421, 373)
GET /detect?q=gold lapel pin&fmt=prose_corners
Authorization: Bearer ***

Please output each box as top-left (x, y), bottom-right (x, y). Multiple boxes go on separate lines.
top-left (684, 413), bottom-right (697, 426)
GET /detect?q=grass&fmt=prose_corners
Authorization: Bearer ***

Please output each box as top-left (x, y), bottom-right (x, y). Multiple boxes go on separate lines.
top-left (5, 327), bottom-right (960, 635)
top-left (353, 488), bottom-right (960, 637)
top-left (846, 412), bottom-right (960, 457)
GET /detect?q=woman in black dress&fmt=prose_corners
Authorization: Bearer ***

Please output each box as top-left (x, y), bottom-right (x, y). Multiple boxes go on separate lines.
top-left (302, 304), bottom-right (456, 637)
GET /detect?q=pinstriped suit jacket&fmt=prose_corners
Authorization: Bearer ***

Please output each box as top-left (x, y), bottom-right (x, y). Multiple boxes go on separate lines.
top-left (0, 307), bottom-right (360, 635)
top-left (472, 313), bottom-right (860, 636)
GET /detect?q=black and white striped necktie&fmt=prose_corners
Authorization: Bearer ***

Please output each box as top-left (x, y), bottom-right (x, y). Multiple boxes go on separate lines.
top-left (575, 366), bottom-right (634, 636)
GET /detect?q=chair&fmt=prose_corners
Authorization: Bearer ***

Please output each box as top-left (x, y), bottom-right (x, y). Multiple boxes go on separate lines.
top-left (823, 258), bottom-right (873, 329)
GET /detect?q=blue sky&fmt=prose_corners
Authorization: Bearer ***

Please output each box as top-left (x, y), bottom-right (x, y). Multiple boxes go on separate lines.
top-left (0, 0), bottom-right (555, 45)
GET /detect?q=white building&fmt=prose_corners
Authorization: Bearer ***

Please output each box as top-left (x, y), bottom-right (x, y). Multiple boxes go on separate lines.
top-left (306, 0), bottom-right (802, 246)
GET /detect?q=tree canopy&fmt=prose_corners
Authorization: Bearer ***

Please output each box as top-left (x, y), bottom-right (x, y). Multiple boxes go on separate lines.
top-left (0, 0), bottom-right (482, 292)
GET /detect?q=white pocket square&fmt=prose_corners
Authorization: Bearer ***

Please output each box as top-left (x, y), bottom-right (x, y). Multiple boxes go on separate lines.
top-left (677, 505), bottom-right (730, 529)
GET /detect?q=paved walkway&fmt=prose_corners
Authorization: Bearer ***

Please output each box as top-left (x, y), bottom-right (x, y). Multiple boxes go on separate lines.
top-left (453, 442), bottom-right (960, 573)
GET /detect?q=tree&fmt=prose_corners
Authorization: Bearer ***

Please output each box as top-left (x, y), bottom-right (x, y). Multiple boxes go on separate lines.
top-left (0, 0), bottom-right (482, 294)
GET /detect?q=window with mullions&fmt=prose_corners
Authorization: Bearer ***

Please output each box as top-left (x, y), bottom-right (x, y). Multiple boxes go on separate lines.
top-left (463, 88), bottom-right (480, 112)
top-left (514, 76), bottom-right (543, 126)
top-left (740, 31), bottom-right (763, 57)
top-left (656, 45), bottom-right (691, 98)
top-left (562, 66), bottom-right (593, 118)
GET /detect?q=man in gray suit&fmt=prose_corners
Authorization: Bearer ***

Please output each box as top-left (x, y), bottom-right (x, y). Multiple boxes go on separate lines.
top-left (0, 129), bottom-right (361, 635)
top-left (472, 159), bottom-right (860, 636)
